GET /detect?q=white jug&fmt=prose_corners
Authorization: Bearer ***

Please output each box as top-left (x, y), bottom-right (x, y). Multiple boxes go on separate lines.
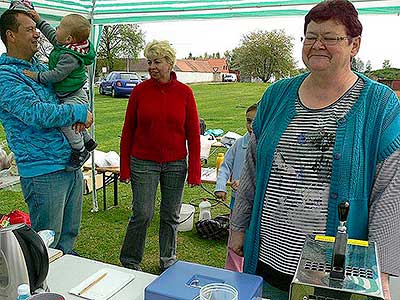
top-left (199, 200), bottom-right (211, 221)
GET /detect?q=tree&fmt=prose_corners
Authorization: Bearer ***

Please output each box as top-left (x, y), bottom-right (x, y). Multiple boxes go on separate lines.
top-left (365, 60), bottom-right (372, 73)
top-left (368, 68), bottom-right (400, 80)
top-left (224, 49), bottom-right (240, 71)
top-left (351, 56), bottom-right (364, 72)
top-left (382, 59), bottom-right (391, 69)
top-left (234, 30), bottom-right (296, 82)
top-left (97, 24), bottom-right (145, 72)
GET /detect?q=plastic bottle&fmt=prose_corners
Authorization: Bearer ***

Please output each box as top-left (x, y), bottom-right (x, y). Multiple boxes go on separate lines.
top-left (215, 152), bottom-right (225, 176)
top-left (38, 230), bottom-right (55, 247)
top-left (199, 199), bottom-right (212, 221)
top-left (16, 284), bottom-right (30, 300)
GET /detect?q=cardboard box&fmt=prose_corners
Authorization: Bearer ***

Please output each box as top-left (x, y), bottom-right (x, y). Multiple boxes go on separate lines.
top-left (83, 170), bottom-right (104, 194)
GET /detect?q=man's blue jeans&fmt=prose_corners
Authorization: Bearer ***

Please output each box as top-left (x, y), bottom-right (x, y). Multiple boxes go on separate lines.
top-left (20, 169), bottom-right (83, 254)
top-left (120, 157), bottom-right (187, 270)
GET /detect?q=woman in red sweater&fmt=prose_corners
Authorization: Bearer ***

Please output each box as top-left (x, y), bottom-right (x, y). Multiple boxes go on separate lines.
top-left (119, 40), bottom-right (201, 272)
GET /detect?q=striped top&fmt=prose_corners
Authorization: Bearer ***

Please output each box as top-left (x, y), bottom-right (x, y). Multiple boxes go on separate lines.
top-left (259, 78), bottom-right (363, 275)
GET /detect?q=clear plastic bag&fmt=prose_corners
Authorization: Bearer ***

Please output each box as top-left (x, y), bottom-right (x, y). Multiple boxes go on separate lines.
top-left (0, 141), bottom-right (17, 176)
top-left (0, 142), bottom-right (9, 171)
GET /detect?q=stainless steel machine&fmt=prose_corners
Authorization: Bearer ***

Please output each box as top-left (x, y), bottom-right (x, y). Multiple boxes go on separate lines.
top-left (290, 202), bottom-right (384, 300)
top-left (0, 223), bottom-right (49, 300)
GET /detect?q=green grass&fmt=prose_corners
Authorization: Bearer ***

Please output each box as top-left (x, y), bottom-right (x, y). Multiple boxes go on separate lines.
top-left (0, 82), bottom-right (267, 275)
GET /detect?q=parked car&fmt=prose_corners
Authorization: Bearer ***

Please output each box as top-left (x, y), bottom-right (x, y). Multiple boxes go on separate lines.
top-left (222, 73), bottom-right (237, 82)
top-left (99, 72), bottom-right (141, 97)
top-left (140, 74), bottom-right (150, 81)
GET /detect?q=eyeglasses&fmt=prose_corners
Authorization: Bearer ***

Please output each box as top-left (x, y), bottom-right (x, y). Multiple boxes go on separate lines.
top-left (301, 35), bottom-right (349, 46)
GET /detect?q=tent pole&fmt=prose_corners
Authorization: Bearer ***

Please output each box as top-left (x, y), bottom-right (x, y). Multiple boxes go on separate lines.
top-left (89, 0), bottom-right (99, 212)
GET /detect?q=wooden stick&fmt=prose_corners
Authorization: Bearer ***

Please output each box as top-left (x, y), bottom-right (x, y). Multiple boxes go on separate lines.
top-left (78, 272), bottom-right (107, 295)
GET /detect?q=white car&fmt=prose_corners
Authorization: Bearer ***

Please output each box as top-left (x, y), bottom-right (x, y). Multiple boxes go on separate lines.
top-left (223, 74), bottom-right (237, 82)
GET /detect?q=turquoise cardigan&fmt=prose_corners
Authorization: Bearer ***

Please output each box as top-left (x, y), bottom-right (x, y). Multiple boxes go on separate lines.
top-left (244, 72), bottom-right (400, 274)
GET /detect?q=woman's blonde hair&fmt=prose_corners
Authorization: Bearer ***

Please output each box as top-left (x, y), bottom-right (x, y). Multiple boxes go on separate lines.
top-left (144, 40), bottom-right (176, 66)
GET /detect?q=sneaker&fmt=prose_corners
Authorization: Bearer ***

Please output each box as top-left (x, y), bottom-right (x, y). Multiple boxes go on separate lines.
top-left (66, 148), bottom-right (90, 171)
top-left (123, 264), bottom-right (142, 271)
top-left (84, 139), bottom-right (98, 152)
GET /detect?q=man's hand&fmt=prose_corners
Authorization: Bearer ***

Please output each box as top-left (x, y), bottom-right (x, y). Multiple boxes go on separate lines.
top-left (22, 69), bottom-right (36, 79)
top-left (381, 272), bottom-right (392, 300)
top-left (28, 9), bottom-right (40, 22)
top-left (72, 122), bottom-right (85, 133)
top-left (72, 111), bottom-right (93, 133)
top-left (85, 111), bottom-right (93, 128)
top-left (189, 183), bottom-right (200, 188)
top-left (230, 230), bottom-right (245, 257)
top-left (231, 180), bottom-right (239, 191)
top-left (214, 191), bottom-right (227, 201)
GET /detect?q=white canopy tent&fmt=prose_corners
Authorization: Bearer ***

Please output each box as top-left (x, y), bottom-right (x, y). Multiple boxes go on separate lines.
top-left (1, 0), bottom-right (399, 210)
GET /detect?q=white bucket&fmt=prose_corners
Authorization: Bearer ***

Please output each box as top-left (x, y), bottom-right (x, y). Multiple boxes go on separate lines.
top-left (178, 204), bottom-right (195, 232)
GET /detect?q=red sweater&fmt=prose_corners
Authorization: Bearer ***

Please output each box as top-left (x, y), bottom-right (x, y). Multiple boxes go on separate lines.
top-left (120, 72), bottom-right (201, 184)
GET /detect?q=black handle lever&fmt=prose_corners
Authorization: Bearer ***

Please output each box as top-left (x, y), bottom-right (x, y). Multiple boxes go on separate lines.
top-left (330, 201), bottom-right (350, 280)
top-left (338, 201), bottom-right (350, 222)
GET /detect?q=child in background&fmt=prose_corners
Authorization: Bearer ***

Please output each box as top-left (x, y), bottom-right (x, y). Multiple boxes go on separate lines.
top-left (23, 10), bottom-right (97, 170)
top-left (214, 103), bottom-right (258, 272)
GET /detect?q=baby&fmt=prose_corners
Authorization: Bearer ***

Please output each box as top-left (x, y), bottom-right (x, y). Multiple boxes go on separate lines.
top-left (23, 10), bottom-right (97, 170)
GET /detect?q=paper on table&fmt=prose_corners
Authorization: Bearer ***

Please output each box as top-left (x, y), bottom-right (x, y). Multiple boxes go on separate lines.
top-left (48, 248), bottom-right (63, 263)
top-left (69, 268), bottom-right (135, 300)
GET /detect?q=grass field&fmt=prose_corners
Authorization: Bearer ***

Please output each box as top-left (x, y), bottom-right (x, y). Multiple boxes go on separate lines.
top-left (0, 82), bottom-right (267, 275)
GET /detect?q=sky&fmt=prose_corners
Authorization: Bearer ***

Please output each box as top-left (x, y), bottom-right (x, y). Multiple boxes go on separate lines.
top-left (1, 14), bottom-right (399, 70)
top-left (137, 14), bottom-right (400, 70)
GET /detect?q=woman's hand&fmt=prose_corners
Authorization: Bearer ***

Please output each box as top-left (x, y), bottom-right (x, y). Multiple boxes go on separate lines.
top-left (188, 183), bottom-right (200, 188)
top-left (230, 230), bottom-right (245, 257)
top-left (120, 178), bottom-right (130, 184)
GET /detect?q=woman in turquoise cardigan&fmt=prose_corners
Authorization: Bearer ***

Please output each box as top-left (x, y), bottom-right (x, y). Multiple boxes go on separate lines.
top-left (230, 1), bottom-right (400, 299)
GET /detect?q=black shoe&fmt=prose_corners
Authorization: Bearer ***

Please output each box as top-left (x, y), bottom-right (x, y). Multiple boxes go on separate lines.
top-left (66, 148), bottom-right (90, 171)
top-left (69, 250), bottom-right (80, 257)
top-left (85, 139), bottom-right (98, 152)
top-left (133, 265), bottom-right (142, 272)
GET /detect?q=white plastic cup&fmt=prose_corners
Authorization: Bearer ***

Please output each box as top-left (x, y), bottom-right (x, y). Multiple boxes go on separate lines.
top-left (199, 283), bottom-right (238, 300)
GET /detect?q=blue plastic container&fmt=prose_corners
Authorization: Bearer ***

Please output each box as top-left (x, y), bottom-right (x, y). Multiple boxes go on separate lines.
top-left (145, 261), bottom-right (263, 300)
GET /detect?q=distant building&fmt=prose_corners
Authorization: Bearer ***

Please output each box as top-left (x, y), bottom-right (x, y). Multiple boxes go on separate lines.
top-left (123, 58), bottom-right (232, 83)
top-left (378, 79), bottom-right (400, 90)
top-left (201, 58), bottom-right (229, 74)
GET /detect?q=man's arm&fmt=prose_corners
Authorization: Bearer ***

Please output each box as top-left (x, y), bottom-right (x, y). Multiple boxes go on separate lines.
top-left (0, 73), bottom-right (87, 129)
top-left (369, 149), bottom-right (400, 300)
